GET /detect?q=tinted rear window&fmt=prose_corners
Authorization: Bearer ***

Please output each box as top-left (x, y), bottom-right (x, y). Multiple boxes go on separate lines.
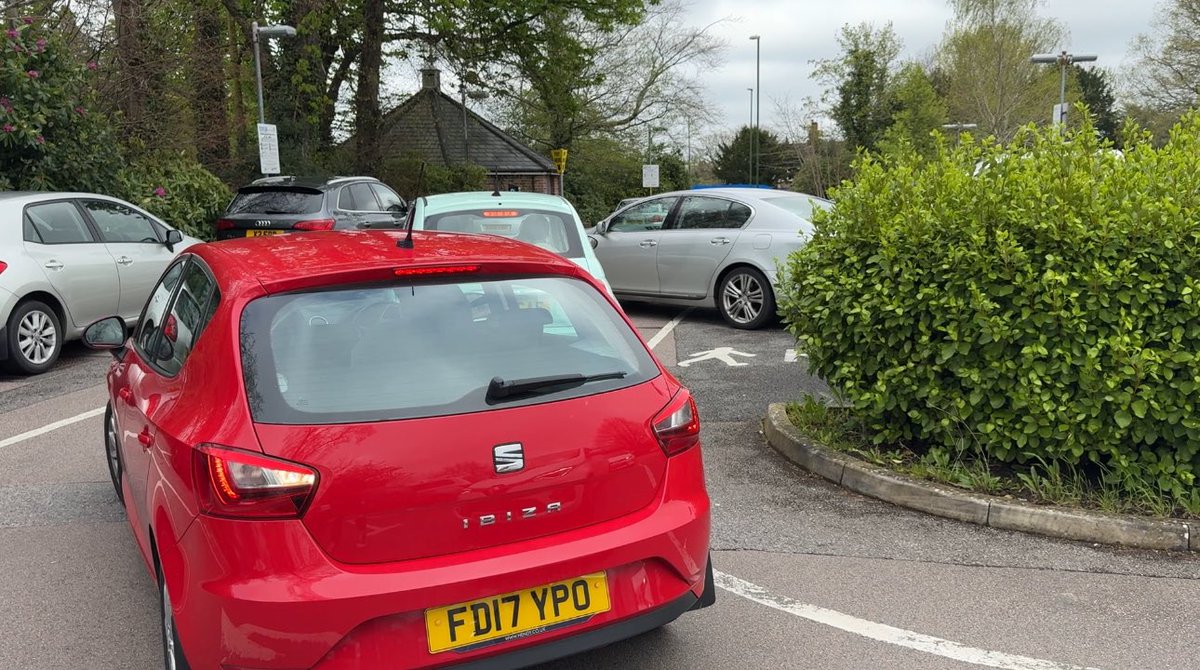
top-left (423, 208), bottom-right (584, 258)
top-left (228, 189), bottom-right (324, 215)
top-left (241, 276), bottom-right (657, 424)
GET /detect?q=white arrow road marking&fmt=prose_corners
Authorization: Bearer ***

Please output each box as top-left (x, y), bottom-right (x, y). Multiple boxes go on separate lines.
top-left (678, 347), bottom-right (756, 368)
top-left (0, 406), bottom-right (105, 450)
top-left (714, 571), bottom-right (1102, 670)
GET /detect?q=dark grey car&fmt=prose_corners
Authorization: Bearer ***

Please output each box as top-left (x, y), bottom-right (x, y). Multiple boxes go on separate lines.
top-left (215, 176), bottom-right (407, 241)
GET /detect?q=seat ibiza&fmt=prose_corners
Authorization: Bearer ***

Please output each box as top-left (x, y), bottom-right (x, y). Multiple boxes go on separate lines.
top-left (84, 229), bottom-right (713, 669)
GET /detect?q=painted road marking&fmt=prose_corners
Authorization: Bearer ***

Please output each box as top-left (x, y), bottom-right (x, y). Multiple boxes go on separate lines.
top-left (646, 308), bottom-right (692, 351)
top-left (0, 407), bottom-right (105, 451)
top-left (714, 571), bottom-right (1101, 670)
top-left (784, 348), bottom-right (808, 363)
top-left (678, 347), bottom-right (756, 368)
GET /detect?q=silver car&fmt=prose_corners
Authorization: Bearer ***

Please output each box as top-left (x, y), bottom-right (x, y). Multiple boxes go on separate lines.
top-left (0, 192), bottom-right (199, 374)
top-left (589, 188), bottom-right (830, 329)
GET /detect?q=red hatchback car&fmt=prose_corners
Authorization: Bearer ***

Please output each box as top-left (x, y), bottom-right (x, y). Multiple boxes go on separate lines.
top-left (83, 229), bottom-right (713, 669)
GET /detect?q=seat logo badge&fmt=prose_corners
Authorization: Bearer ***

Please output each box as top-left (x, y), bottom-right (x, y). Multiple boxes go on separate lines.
top-left (493, 443), bottom-right (524, 473)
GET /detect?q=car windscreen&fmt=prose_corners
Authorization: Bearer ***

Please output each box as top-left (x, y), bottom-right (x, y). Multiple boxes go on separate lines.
top-left (760, 194), bottom-right (832, 220)
top-left (422, 208), bottom-right (585, 258)
top-left (227, 188), bottom-right (324, 215)
top-left (240, 276), bottom-right (658, 424)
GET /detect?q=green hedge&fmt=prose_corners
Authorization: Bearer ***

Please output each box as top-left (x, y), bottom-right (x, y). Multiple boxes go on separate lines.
top-left (118, 154), bottom-right (231, 241)
top-left (778, 115), bottom-right (1200, 500)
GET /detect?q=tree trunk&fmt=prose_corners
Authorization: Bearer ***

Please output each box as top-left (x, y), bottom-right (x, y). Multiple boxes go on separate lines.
top-left (191, 0), bottom-right (231, 175)
top-left (354, 0), bottom-right (385, 174)
top-left (112, 0), bottom-right (148, 137)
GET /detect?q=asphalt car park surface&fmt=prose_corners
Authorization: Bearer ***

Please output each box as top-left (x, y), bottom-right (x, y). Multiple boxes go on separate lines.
top-left (0, 304), bottom-right (1197, 669)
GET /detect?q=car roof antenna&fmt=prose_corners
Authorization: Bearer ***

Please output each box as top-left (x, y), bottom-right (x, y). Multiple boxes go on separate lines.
top-left (398, 162), bottom-right (427, 249)
top-left (491, 174), bottom-right (501, 197)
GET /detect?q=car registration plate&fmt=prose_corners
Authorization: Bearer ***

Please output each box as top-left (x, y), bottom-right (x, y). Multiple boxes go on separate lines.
top-left (425, 572), bottom-right (610, 654)
top-left (245, 229), bottom-right (283, 237)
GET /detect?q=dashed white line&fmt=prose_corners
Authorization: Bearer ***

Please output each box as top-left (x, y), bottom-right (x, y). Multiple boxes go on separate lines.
top-left (714, 570), bottom-right (1101, 670)
top-left (0, 406), bottom-right (105, 451)
top-left (645, 308), bottom-right (692, 351)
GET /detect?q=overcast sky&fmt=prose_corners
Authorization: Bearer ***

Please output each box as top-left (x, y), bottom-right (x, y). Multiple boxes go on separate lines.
top-left (688, 0), bottom-right (1162, 139)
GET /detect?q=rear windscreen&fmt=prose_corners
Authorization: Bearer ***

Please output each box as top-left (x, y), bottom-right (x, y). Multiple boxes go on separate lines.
top-left (423, 208), bottom-right (585, 258)
top-left (227, 189), bottom-right (324, 215)
top-left (240, 276), bottom-right (658, 424)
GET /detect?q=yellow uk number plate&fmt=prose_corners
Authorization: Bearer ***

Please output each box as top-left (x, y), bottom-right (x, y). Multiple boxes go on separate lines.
top-left (425, 572), bottom-right (610, 654)
top-left (245, 229), bottom-right (283, 237)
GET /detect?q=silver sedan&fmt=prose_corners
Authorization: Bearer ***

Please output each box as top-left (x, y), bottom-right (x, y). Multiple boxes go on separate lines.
top-left (588, 188), bottom-right (830, 329)
top-left (0, 192), bottom-right (199, 374)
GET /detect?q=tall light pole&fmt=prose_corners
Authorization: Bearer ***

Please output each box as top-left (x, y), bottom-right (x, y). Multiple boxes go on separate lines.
top-left (251, 23), bottom-right (297, 125)
top-left (747, 87), bottom-right (753, 184)
top-left (750, 35), bottom-right (761, 185)
top-left (1030, 50), bottom-right (1097, 128)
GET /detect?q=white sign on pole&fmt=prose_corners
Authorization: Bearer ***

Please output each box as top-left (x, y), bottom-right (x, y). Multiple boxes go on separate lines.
top-left (1052, 103), bottom-right (1067, 127)
top-left (257, 123), bottom-right (281, 175)
top-left (642, 164), bottom-right (660, 189)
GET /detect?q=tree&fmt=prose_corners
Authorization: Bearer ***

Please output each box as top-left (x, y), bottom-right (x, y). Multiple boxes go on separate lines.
top-left (1127, 0), bottom-right (1200, 115)
top-left (813, 23), bottom-right (901, 152)
top-left (878, 63), bottom-right (948, 159)
top-left (1074, 66), bottom-right (1121, 141)
top-left (501, 0), bottom-right (726, 153)
top-left (935, 0), bottom-right (1065, 139)
top-left (713, 126), bottom-right (787, 185)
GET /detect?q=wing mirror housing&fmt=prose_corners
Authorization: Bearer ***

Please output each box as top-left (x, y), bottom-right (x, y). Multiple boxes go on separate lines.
top-left (164, 229), bottom-right (184, 251)
top-left (82, 316), bottom-right (128, 359)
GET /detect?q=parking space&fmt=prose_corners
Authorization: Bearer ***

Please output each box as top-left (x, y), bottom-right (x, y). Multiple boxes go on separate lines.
top-left (0, 303), bottom-right (1197, 669)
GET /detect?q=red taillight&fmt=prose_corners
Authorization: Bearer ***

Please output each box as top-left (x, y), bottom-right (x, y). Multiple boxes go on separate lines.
top-left (393, 264), bottom-right (481, 277)
top-left (652, 391), bottom-right (700, 455)
top-left (215, 218), bottom-right (235, 231)
top-left (0, 261), bottom-right (7, 274)
top-left (293, 218), bottom-right (335, 231)
top-left (193, 444), bottom-right (318, 519)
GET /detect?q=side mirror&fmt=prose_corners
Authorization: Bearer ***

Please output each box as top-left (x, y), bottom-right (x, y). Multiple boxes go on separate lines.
top-left (83, 316), bottom-right (128, 356)
top-left (595, 221), bottom-right (609, 236)
top-left (164, 229), bottom-right (184, 251)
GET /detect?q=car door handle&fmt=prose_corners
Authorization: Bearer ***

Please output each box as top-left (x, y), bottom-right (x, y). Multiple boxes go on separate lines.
top-left (639, 240), bottom-right (658, 248)
top-left (118, 387), bottom-right (134, 405)
top-left (709, 237), bottom-right (731, 245)
top-left (137, 427), bottom-right (154, 449)
top-left (116, 256), bottom-right (133, 266)
top-left (43, 260), bottom-right (64, 271)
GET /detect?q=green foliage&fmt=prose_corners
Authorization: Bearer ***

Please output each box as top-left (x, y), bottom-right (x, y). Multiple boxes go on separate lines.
top-left (779, 113), bottom-right (1200, 507)
top-left (1074, 66), bottom-right (1122, 142)
top-left (0, 21), bottom-right (123, 191)
top-left (117, 154), bottom-right (232, 241)
top-left (713, 126), bottom-right (788, 185)
top-left (818, 23), bottom-right (901, 152)
top-left (878, 64), bottom-right (948, 160)
top-left (378, 154), bottom-right (490, 200)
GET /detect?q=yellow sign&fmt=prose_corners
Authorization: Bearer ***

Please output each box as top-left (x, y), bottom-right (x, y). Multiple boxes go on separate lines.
top-left (425, 572), bottom-right (610, 653)
top-left (550, 148), bottom-right (568, 173)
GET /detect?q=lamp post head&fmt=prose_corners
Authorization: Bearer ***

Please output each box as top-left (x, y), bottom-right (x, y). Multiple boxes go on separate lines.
top-left (750, 35), bottom-right (760, 40)
top-left (256, 24), bottom-right (297, 38)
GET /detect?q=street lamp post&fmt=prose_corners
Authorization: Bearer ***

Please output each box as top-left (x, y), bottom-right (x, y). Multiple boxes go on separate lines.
top-left (1030, 50), bottom-right (1097, 128)
top-left (750, 35), bottom-right (761, 185)
top-left (746, 87), bottom-right (753, 183)
top-left (250, 22), bottom-right (297, 125)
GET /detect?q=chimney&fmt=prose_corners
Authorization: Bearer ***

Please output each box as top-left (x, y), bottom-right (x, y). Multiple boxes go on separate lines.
top-left (421, 67), bottom-right (441, 91)
top-left (808, 121), bottom-right (820, 145)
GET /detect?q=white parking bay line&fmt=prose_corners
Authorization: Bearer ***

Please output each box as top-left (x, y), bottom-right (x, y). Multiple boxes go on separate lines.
top-left (714, 571), bottom-right (1101, 670)
top-left (0, 407), bottom-right (105, 451)
top-left (646, 308), bottom-right (692, 351)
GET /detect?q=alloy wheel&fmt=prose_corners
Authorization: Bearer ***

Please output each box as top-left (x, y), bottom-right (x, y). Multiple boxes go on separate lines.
top-left (722, 272), bottom-right (765, 325)
top-left (17, 310), bottom-right (56, 365)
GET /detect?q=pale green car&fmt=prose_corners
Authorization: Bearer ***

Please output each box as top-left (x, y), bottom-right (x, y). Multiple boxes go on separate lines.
top-left (407, 191), bottom-right (613, 295)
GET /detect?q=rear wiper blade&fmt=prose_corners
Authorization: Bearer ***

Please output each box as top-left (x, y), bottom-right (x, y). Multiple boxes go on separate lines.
top-left (486, 371), bottom-right (627, 403)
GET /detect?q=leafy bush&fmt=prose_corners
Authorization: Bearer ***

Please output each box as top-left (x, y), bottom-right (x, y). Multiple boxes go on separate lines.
top-left (118, 154), bottom-right (232, 241)
top-left (0, 19), bottom-right (123, 191)
top-left (779, 114), bottom-right (1200, 502)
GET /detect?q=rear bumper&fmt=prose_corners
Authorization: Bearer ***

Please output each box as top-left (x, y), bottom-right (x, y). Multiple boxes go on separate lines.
top-left (168, 448), bottom-right (710, 669)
